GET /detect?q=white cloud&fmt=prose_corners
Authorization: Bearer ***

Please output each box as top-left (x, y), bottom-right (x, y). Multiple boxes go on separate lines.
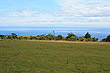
top-left (0, 0), bottom-right (110, 26)
top-left (56, 0), bottom-right (81, 7)
top-left (9, 12), bottom-right (32, 17)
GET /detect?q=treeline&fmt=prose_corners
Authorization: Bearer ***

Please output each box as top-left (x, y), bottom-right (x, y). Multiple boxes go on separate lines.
top-left (0, 32), bottom-right (110, 42)
top-left (101, 35), bottom-right (110, 42)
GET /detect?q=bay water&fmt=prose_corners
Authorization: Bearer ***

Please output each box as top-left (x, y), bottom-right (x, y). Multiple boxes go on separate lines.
top-left (0, 27), bottom-right (110, 41)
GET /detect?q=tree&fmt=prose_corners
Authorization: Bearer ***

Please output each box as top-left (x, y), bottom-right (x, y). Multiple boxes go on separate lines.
top-left (96, 38), bottom-right (98, 42)
top-left (107, 35), bottom-right (110, 42)
top-left (66, 33), bottom-right (76, 39)
top-left (53, 30), bottom-right (55, 40)
top-left (11, 33), bottom-right (17, 39)
top-left (53, 30), bottom-right (55, 36)
top-left (57, 35), bottom-right (63, 40)
top-left (47, 34), bottom-right (54, 40)
top-left (85, 32), bottom-right (91, 39)
top-left (12, 33), bottom-right (16, 36)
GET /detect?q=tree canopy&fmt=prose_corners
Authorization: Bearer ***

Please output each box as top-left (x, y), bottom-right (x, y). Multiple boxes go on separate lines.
top-left (85, 32), bottom-right (91, 39)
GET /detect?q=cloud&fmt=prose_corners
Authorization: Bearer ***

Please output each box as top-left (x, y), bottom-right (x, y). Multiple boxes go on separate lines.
top-left (80, 7), bottom-right (110, 17)
top-left (0, 8), bottom-right (46, 17)
top-left (55, 0), bottom-right (110, 17)
top-left (56, 0), bottom-right (83, 7)
top-left (18, 8), bottom-right (46, 13)
top-left (85, 3), bottom-right (100, 5)
top-left (0, 0), bottom-right (110, 26)
top-left (0, 12), bottom-right (32, 17)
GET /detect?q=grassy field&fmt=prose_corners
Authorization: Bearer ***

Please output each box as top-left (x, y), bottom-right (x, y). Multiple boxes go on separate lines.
top-left (0, 40), bottom-right (110, 73)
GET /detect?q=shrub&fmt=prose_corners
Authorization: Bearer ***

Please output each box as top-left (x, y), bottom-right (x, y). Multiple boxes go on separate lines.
top-left (79, 37), bottom-right (85, 41)
top-left (70, 36), bottom-right (78, 41)
top-left (86, 38), bottom-right (92, 42)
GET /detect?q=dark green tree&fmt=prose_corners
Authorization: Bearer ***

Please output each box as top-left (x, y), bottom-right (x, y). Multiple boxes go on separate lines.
top-left (53, 30), bottom-right (55, 40)
top-left (85, 32), bottom-right (91, 39)
top-left (107, 35), bottom-right (110, 42)
top-left (11, 33), bottom-right (17, 39)
top-left (57, 35), bottom-right (63, 40)
top-left (66, 33), bottom-right (76, 39)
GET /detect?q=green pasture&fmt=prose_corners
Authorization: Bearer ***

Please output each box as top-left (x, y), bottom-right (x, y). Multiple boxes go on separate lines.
top-left (0, 40), bottom-right (110, 73)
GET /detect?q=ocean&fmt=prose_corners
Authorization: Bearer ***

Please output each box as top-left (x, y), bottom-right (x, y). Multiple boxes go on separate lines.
top-left (0, 26), bottom-right (110, 41)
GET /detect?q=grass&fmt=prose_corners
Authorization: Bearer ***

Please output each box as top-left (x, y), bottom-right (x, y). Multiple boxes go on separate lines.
top-left (0, 40), bottom-right (110, 73)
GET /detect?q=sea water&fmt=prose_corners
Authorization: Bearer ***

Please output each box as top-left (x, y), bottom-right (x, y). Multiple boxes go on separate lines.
top-left (0, 26), bottom-right (110, 41)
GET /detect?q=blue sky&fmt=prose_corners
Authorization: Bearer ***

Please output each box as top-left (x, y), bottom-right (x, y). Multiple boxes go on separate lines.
top-left (0, 0), bottom-right (110, 27)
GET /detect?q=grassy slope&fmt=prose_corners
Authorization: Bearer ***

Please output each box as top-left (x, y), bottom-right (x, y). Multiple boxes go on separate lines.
top-left (0, 40), bottom-right (110, 73)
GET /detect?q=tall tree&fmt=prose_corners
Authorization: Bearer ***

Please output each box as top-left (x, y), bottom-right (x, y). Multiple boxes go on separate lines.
top-left (85, 32), bottom-right (91, 39)
top-left (53, 30), bottom-right (55, 40)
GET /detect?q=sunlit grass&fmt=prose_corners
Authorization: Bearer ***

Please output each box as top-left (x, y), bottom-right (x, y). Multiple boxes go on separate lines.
top-left (0, 40), bottom-right (110, 73)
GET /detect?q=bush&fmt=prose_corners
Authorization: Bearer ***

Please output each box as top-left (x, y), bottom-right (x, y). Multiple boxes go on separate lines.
top-left (86, 38), bottom-right (92, 42)
top-left (101, 38), bottom-right (107, 42)
top-left (79, 37), bottom-right (85, 41)
top-left (70, 36), bottom-right (78, 41)
top-left (92, 37), bottom-right (98, 42)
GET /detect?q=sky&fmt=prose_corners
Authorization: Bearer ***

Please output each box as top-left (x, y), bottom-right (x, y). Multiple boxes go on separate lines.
top-left (0, 0), bottom-right (110, 27)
